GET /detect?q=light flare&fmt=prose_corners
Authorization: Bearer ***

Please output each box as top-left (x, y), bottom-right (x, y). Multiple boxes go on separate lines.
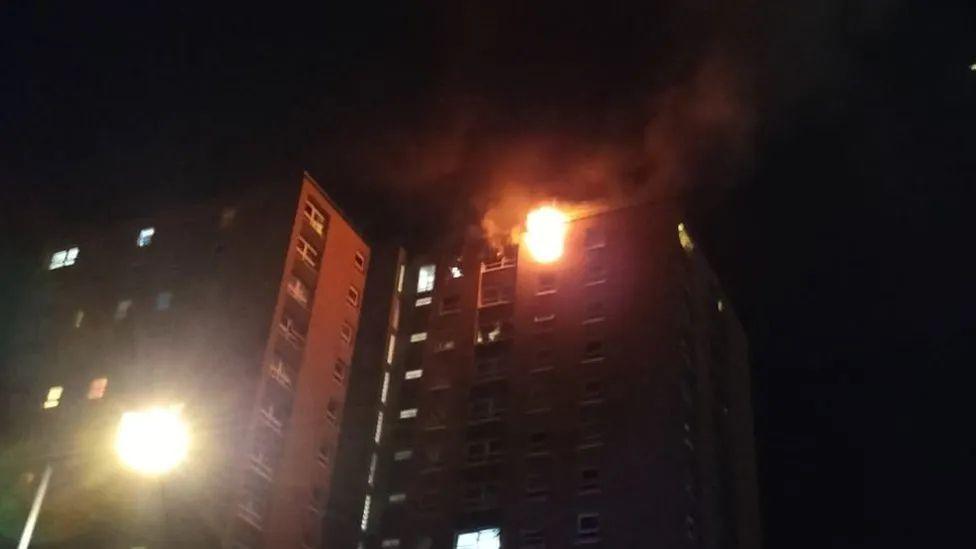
top-left (115, 405), bottom-right (189, 476)
top-left (525, 205), bottom-right (568, 263)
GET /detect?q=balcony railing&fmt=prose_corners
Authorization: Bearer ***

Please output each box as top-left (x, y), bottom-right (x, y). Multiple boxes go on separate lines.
top-left (237, 499), bottom-right (265, 530)
top-left (481, 256), bottom-right (517, 273)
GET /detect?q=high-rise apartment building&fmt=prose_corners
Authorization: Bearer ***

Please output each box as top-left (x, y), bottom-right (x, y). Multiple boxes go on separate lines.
top-left (326, 202), bottom-right (761, 549)
top-left (2, 173), bottom-right (369, 548)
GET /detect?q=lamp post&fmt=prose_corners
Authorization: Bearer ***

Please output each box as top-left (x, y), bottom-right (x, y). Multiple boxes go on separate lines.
top-left (16, 404), bottom-right (190, 547)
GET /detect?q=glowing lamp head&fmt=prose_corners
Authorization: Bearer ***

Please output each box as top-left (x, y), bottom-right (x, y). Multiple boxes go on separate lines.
top-left (525, 206), bottom-right (568, 263)
top-left (115, 405), bottom-right (189, 476)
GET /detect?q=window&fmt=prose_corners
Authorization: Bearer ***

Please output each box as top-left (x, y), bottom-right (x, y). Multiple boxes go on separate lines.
top-left (521, 528), bottom-right (545, 548)
top-left (280, 316), bottom-right (307, 346)
top-left (717, 299), bottom-right (725, 312)
top-left (393, 449), bottom-right (413, 461)
top-left (156, 291), bottom-right (172, 311)
top-left (475, 357), bottom-right (505, 379)
top-left (388, 493), bottom-right (406, 503)
top-left (360, 495), bottom-right (371, 531)
top-left (537, 272), bottom-right (557, 294)
top-left (43, 386), bottom-right (63, 409)
top-left (220, 207), bottom-right (237, 228)
top-left (317, 444), bottom-right (331, 467)
top-left (333, 359), bottom-right (346, 383)
top-left (441, 295), bottom-right (461, 314)
top-left (460, 483), bottom-right (499, 510)
top-left (534, 313), bottom-right (556, 327)
top-left (455, 528), bottom-right (501, 549)
top-left (417, 264), bottom-right (436, 293)
top-left (380, 372), bottom-right (390, 403)
top-left (367, 453), bottom-right (377, 485)
top-left (415, 296), bottom-right (432, 307)
top-left (480, 285), bottom-right (513, 306)
top-left (434, 340), bottom-right (455, 353)
top-left (396, 263), bottom-right (406, 293)
top-left (115, 299), bottom-right (132, 320)
top-left (374, 411), bottom-right (384, 443)
top-left (381, 539), bottom-right (401, 548)
top-left (287, 277), bottom-right (310, 306)
top-left (83, 377), bottom-right (107, 400)
top-left (269, 356), bottom-right (292, 389)
top-left (450, 265), bottom-right (463, 278)
top-left (577, 513), bottom-right (601, 540)
top-left (410, 332), bottom-right (428, 343)
top-left (584, 226), bottom-right (606, 249)
top-left (583, 339), bottom-right (605, 362)
top-left (579, 467), bottom-right (601, 493)
top-left (390, 299), bottom-right (400, 329)
top-left (303, 200), bottom-right (326, 234)
top-left (137, 227), bottom-right (155, 247)
top-left (583, 301), bottom-right (605, 324)
top-left (583, 380), bottom-right (604, 402)
top-left (466, 439), bottom-right (503, 463)
top-left (296, 237), bottom-right (318, 268)
top-left (354, 251), bottom-right (366, 272)
top-left (347, 286), bottom-right (361, 307)
top-left (49, 247), bottom-right (79, 270)
top-left (535, 347), bottom-right (555, 371)
top-left (326, 398), bottom-right (340, 424)
top-left (73, 309), bottom-right (85, 328)
top-left (528, 431), bottom-right (549, 454)
top-left (386, 334), bottom-right (396, 364)
top-left (469, 397), bottom-right (505, 423)
top-left (525, 472), bottom-right (550, 500)
top-left (584, 248), bottom-right (607, 284)
top-left (399, 408), bottom-right (418, 419)
top-left (404, 369), bottom-right (423, 380)
top-left (340, 322), bottom-right (354, 344)
top-left (678, 222), bottom-right (695, 253)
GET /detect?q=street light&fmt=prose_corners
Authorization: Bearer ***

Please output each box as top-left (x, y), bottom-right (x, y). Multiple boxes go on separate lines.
top-left (524, 205), bottom-right (568, 263)
top-left (115, 405), bottom-right (190, 476)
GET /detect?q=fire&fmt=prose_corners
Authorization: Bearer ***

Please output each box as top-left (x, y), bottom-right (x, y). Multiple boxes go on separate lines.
top-left (524, 205), bottom-right (568, 263)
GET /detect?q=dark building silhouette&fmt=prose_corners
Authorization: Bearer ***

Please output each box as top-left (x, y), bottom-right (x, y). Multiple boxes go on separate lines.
top-left (1, 173), bottom-right (370, 549)
top-left (326, 202), bottom-right (761, 549)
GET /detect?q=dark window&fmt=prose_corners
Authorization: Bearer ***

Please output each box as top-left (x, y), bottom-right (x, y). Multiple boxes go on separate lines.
top-left (580, 467), bottom-right (601, 492)
top-left (537, 272), bottom-right (557, 293)
top-left (583, 380), bottom-right (604, 401)
top-left (583, 340), bottom-right (605, 361)
top-left (333, 359), bottom-right (346, 382)
top-left (584, 227), bottom-right (606, 249)
top-left (528, 431), bottom-right (549, 453)
top-left (441, 295), bottom-right (461, 314)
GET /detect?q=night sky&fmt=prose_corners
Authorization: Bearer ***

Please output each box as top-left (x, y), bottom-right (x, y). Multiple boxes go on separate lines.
top-left (3, 2), bottom-right (974, 547)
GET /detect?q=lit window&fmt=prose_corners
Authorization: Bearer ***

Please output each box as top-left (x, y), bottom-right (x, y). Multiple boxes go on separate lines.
top-left (360, 495), bottom-right (372, 531)
top-left (396, 264), bottom-right (405, 293)
top-left (410, 332), bottom-right (427, 343)
top-left (404, 369), bottom-right (423, 380)
top-left (678, 222), bottom-right (695, 253)
top-left (388, 493), bottom-right (406, 503)
top-left (296, 237), bottom-right (319, 268)
top-left (334, 359), bottom-right (346, 383)
top-left (374, 411), bottom-right (384, 443)
top-left (399, 408), bottom-right (418, 419)
top-left (303, 200), bottom-right (326, 235)
top-left (43, 386), bottom-right (63, 409)
top-left (455, 527), bottom-right (501, 549)
top-left (347, 286), bottom-right (361, 307)
top-left (415, 296), bottom-right (432, 307)
top-left (386, 334), bottom-right (396, 364)
top-left (48, 247), bottom-right (79, 270)
top-left (441, 295), bottom-right (461, 314)
top-left (137, 227), bottom-right (155, 247)
top-left (367, 453), bottom-right (377, 485)
top-left (394, 449), bottom-right (413, 461)
top-left (380, 372), bottom-right (390, 403)
top-left (417, 264), bottom-right (436, 293)
top-left (87, 377), bottom-right (108, 400)
top-left (73, 309), bottom-right (85, 328)
top-left (577, 513), bottom-right (601, 539)
top-left (381, 539), bottom-right (401, 548)
top-left (717, 299), bottom-right (725, 312)
top-left (354, 251), bottom-right (366, 272)
top-left (156, 291), bottom-right (172, 311)
top-left (450, 265), bottom-right (463, 278)
top-left (433, 340), bottom-right (455, 353)
top-left (115, 300), bottom-right (132, 320)
top-left (340, 322), bottom-right (354, 344)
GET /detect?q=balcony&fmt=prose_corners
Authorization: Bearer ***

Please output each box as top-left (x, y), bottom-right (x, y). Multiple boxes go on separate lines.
top-left (481, 255), bottom-right (517, 273)
top-left (247, 451), bottom-right (275, 482)
top-left (278, 317), bottom-right (307, 348)
top-left (237, 498), bottom-right (265, 530)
